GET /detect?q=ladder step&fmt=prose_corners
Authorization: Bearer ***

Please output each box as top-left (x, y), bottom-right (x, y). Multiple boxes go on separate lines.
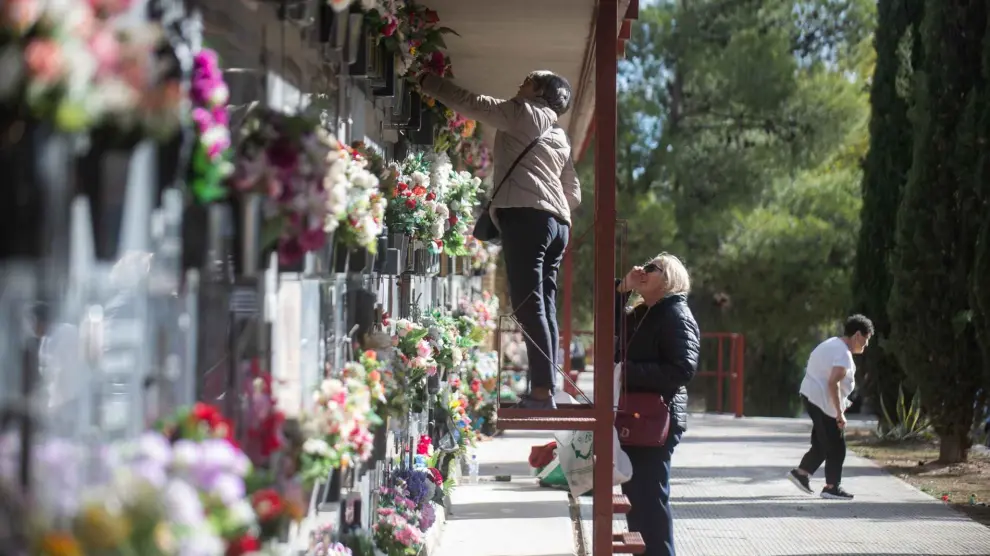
top-left (495, 406), bottom-right (600, 431)
top-left (613, 493), bottom-right (632, 514)
top-left (495, 416), bottom-right (596, 431)
top-left (612, 531), bottom-right (646, 554)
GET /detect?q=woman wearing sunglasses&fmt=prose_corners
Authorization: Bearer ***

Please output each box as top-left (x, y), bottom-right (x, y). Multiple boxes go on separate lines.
top-left (418, 70), bottom-right (581, 409)
top-left (615, 253), bottom-right (700, 556)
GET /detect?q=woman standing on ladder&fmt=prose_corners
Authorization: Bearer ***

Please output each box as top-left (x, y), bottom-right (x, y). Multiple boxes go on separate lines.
top-left (418, 70), bottom-right (582, 409)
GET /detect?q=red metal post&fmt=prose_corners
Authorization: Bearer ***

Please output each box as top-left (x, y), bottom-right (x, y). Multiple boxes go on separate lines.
top-left (562, 250), bottom-right (573, 376)
top-left (735, 335), bottom-right (746, 418)
top-left (592, 0), bottom-right (618, 554)
top-left (715, 335), bottom-right (724, 413)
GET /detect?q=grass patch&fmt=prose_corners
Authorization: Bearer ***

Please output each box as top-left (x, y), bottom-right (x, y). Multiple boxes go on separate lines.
top-left (848, 432), bottom-right (990, 528)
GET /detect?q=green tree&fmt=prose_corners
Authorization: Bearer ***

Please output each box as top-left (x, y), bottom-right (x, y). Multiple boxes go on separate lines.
top-left (887, 0), bottom-right (986, 463)
top-left (850, 0), bottom-right (924, 423)
top-left (972, 10), bottom-right (990, 402)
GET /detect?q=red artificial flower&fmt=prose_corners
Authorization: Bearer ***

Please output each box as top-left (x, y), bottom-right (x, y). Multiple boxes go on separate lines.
top-left (382, 311), bottom-right (391, 326)
top-left (426, 51), bottom-right (447, 76)
top-left (397, 182), bottom-right (408, 191)
top-left (191, 402), bottom-right (221, 424)
top-left (226, 535), bottom-right (260, 556)
top-left (423, 9), bottom-right (440, 24)
top-left (416, 435), bottom-right (432, 455)
top-left (434, 239), bottom-right (444, 249)
top-left (449, 376), bottom-right (461, 389)
top-left (448, 214), bottom-right (458, 225)
top-left (382, 18), bottom-right (398, 37)
top-left (426, 467), bottom-right (444, 486)
top-left (470, 378), bottom-right (481, 393)
top-left (405, 199), bottom-right (417, 209)
top-left (252, 489), bottom-right (285, 522)
top-left (426, 191), bottom-right (436, 201)
top-left (412, 184), bottom-right (427, 197)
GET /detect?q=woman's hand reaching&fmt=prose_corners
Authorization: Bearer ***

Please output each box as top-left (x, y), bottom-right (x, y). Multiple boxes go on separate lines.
top-left (618, 266), bottom-right (646, 293)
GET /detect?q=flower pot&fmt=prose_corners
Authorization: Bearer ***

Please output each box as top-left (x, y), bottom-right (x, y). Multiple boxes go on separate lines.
top-left (231, 193), bottom-right (263, 277)
top-left (76, 132), bottom-right (143, 261)
top-left (407, 105), bottom-right (436, 146)
top-left (318, 2), bottom-right (349, 49)
top-left (427, 374), bottom-right (440, 395)
top-left (370, 418), bottom-right (390, 463)
top-left (413, 248), bottom-right (429, 276)
top-left (334, 245), bottom-right (374, 274)
top-left (0, 119), bottom-right (73, 261)
top-left (372, 49), bottom-right (396, 98)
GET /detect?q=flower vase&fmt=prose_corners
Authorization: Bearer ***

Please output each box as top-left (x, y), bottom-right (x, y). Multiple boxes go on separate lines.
top-left (389, 232), bottom-right (410, 271)
top-left (438, 253), bottom-right (451, 277)
top-left (370, 417), bottom-right (390, 463)
top-left (408, 105), bottom-right (436, 146)
top-left (428, 251), bottom-right (441, 276)
top-left (413, 247), bottom-right (429, 276)
top-left (0, 118), bottom-right (74, 261)
top-left (76, 130), bottom-right (143, 261)
top-left (322, 466), bottom-right (345, 505)
top-left (231, 193), bottom-right (263, 277)
top-left (318, 1), bottom-right (349, 49)
top-left (427, 374), bottom-right (441, 395)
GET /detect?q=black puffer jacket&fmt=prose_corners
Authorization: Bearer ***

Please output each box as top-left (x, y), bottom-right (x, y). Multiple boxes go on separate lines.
top-left (614, 282), bottom-right (701, 432)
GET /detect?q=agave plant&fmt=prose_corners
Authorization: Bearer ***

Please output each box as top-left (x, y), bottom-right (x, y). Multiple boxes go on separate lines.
top-left (878, 385), bottom-right (931, 441)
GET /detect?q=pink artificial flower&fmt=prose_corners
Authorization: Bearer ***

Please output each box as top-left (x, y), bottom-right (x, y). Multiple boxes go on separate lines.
top-left (88, 28), bottom-right (120, 77)
top-left (266, 137), bottom-right (299, 172)
top-left (1, 0), bottom-right (41, 35)
top-left (298, 226), bottom-right (327, 252)
top-left (381, 17), bottom-right (397, 37)
top-left (191, 107), bottom-right (213, 133)
top-left (211, 106), bottom-right (229, 127)
top-left (24, 39), bottom-right (65, 84)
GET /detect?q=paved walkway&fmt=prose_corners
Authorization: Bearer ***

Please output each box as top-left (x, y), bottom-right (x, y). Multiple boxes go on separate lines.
top-left (434, 386), bottom-right (990, 555)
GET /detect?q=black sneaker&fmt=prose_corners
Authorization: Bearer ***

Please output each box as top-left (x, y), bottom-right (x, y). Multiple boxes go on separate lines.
top-left (821, 485), bottom-right (854, 500)
top-left (787, 469), bottom-right (813, 494)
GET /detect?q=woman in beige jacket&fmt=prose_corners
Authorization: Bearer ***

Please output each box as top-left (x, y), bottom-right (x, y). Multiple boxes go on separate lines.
top-left (419, 70), bottom-right (581, 409)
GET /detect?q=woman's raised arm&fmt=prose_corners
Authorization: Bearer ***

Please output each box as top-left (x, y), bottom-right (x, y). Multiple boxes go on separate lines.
top-left (419, 74), bottom-right (524, 131)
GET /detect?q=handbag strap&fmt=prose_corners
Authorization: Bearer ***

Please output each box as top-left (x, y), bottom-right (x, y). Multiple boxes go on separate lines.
top-left (482, 126), bottom-right (552, 210)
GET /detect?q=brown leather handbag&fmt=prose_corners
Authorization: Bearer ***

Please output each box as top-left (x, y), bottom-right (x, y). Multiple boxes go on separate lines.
top-left (615, 389), bottom-right (671, 447)
top-left (614, 302), bottom-right (672, 447)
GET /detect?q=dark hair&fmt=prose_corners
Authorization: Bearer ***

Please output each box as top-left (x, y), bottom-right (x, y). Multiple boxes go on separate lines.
top-left (526, 70), bottom-right (573, 116)
top-left (843, 314), bottom-right (874, 338)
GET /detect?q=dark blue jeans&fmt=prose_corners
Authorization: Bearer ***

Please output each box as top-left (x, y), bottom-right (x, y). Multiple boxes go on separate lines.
top-left (498, 207), bottom-right (569, 392)
top-left (621, 430), bottom-right (682, 556)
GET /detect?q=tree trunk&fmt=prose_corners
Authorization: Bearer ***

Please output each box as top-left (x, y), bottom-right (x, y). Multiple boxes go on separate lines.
top-left (938, 431), bottom-right (968, 464)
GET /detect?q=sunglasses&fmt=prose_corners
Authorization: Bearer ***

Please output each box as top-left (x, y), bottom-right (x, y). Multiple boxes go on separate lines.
top-left (642, 263), bottom-right (661, 274)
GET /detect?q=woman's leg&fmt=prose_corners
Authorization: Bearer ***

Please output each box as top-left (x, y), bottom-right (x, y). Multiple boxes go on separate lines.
top-left (621, 433), bottom-right (681, 556)
top-left (541, 220), bottom-right (569, 394)
top-left (498, 208), bottom-right (556, 400)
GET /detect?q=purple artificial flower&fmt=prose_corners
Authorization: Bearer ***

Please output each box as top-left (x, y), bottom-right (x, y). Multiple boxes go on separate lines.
top-left (418, 501), bottom-right (436, 532)
top-left (164, 478), bottom-right (206, 526)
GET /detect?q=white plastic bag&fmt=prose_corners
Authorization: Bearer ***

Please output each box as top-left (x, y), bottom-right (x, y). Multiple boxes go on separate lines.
top-left (553, 365), bottom-right (633, 498)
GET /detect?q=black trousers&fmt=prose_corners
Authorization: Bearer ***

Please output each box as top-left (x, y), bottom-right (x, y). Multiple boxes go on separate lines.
top-left (498, 207), bottom-right (569, 391)
top-left (622, 430), bottom-right (682, 556)
top-left (798, 395), bottom-right (847, 486)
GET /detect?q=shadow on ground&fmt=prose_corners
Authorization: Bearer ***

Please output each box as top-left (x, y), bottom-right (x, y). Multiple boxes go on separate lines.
top-left (446, 500), bottom-right (571, 520)
top-left (675, 500), bottom-right (974, 522)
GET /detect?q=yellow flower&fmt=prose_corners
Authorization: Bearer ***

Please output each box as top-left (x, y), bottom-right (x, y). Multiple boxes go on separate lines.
top-left (72, 504), bottom-right (131, 551)
top-left (409, 46), bottom-right (417, 56)
top-left (443, 108), bottom-right (454, 119)
top-left (461, 120), bottom-right (477, 138)
top-left (425, 97), bottom-right (436, 107)
top-left (35, 532), bottom-right (83, 556)
top-left (153, 522), bottom-right (176, 554)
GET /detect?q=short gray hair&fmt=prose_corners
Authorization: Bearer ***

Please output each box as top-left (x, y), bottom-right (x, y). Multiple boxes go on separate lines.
top-left (526, 70), bottom-right (572, 116)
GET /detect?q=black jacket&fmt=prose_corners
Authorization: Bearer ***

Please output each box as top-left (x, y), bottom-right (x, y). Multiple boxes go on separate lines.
top-left (614, 281), bottom-right (701, 432)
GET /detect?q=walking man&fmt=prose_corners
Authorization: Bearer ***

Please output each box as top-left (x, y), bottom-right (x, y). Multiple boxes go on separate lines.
top-left (788, 314), bottom-right (873, 500)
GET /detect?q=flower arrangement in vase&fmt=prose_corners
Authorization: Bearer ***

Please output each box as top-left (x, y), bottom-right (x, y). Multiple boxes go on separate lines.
top-left (188, 47), bottom-right (233, 203)
top-left (308, 523), bottom-right (355, 555)
top-left (456, 128), bottom-right (493, 178)
top-left (327, 143), bottom-right (386, 253)
top-left (243, 359), bottom-right (286, 467)
top-left (299, 361), bottom-right (384, 486)
top-left (229, 107), bottom-right (336, 266)
top-left (390, 318), bottom-right (439, 412)
top-left (366, 0), bottom-right (456, 79)
top-left (439, 168), bottom-right (481, 255)
top-left (0, 0), bottom-right (182, 136)
top-left (380, 153), bottom-right (448, 253)
top-left (464, 235), bottom-right (501, 275)
top-left (372, 483), bottom-right (425, 555)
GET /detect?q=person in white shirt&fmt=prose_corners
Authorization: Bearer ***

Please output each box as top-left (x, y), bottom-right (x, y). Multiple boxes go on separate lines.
top-left (788, 314), bottom-right (873, 500)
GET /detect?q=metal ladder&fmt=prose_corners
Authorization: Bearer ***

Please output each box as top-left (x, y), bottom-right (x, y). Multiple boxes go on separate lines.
top-left (491, 1), bottom-right (642, 552)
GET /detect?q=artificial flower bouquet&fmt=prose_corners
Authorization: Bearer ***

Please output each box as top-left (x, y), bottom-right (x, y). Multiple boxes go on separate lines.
top-left (0, 0), bottom-right (182, 136)
top-left (456, 290), bottom-right (499, 332)
top-left (365, 0), bottom-right (456, 79)
top-left (326, 143), bottom-right (386, 253)
top-left (242, 360), bottom-right (286, 467)
top-left (438, 167), bottom-right (481, 256)
top-left (380, 153), bottom-right (448, 254)
top-left (372, 483), bottom-right (425, 555)
top-left (456, 130), bottom-right (492, 178)
top-left (298, 361), bottom-right (384, 486)
top-left (188, 47), bottom-right (234, 204)
top-left (228, 107), bottom-right (336, 266)
top-left (308, 523), bottom-right (354, 556)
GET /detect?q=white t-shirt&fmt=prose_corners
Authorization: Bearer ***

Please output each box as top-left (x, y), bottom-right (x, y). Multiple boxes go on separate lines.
top-left (799, 337), bottom-right (855, 418)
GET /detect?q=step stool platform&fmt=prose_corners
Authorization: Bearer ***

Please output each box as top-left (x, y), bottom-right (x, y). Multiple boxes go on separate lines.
top-left (612, 493), bottom-right (631, 514)
top-left (495, 404), bottom-right (599, 431)
top-left (612, 531), bottom-right (646, 554)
